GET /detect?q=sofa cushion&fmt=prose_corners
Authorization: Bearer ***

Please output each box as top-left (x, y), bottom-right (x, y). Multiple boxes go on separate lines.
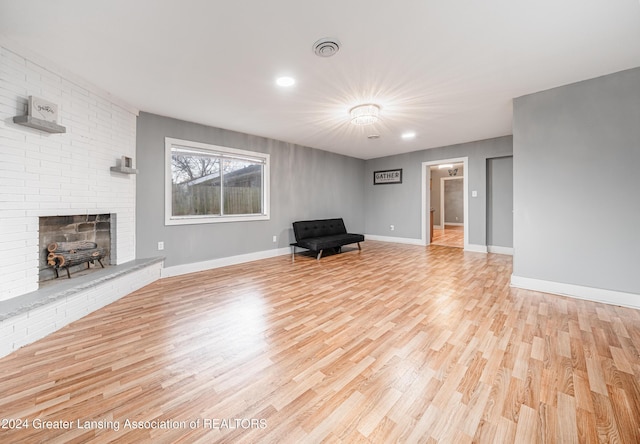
top-left (293, 219), bottom-right (347, 242)
top-left (296, 233), bottom-right (365, 251)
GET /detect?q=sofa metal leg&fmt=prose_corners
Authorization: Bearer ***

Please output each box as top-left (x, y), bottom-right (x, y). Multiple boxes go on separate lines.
top-left (317, 250), bottom-right (323, 261)
top-left (357, 242), bottom-right (361, 250)
top-left (291, 245), bottom-right (296, 262)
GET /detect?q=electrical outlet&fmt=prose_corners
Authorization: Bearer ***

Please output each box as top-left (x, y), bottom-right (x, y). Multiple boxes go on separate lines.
top-left (157, 241), bottom-right (164, 251)
top-left (272, 235), bottom-right (277, 243)
top-left (390, 225), bottom-right (395, 231)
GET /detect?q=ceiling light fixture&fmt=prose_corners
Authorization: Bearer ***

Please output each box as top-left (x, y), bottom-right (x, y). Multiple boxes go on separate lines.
top-left (276, 76), bottom-right (295, 87)
top-left (350, 104), bottom-right (380, 125)
top-left (401, 132), bottom-right (416, 140)
top-left (438, 164), bottom-right (454, 169)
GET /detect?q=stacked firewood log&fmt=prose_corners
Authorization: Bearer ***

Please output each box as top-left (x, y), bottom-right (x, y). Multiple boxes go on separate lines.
top-left (47, 241), bottom-right (106, 277)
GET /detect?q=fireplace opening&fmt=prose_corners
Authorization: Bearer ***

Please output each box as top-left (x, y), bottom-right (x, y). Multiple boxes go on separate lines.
top-left (39, 214), bottom-right (113, 282)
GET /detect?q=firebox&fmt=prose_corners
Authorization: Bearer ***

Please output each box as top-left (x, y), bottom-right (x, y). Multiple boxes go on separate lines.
top-left (39, 214), bottom-right (112, 282)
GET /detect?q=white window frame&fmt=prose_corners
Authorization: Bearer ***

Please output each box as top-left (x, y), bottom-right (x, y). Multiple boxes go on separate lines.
top-left (165, 137), bottom-right (270, 225)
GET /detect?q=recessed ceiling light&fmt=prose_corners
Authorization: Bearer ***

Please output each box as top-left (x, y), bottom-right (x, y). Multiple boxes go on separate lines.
top-left (438, 164), bottom-right (454, 169)
top-left (367, 134), bottom-right (380, 139)
top-left (401, 132), bottom-right (416, 140)
top-left (276, 76), bottom-right (295, 87)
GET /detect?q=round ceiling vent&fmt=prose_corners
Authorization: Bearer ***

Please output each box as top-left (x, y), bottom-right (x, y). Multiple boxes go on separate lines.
top-left (313, 38), bottom-right (340, 57)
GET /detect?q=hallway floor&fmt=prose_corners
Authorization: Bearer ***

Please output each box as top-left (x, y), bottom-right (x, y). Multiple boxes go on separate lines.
top-left (431, 225), bottom-right (464, 248)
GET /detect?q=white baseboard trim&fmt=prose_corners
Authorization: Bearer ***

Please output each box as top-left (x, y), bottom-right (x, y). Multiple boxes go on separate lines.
top-left (464, 243), bottom-right (488, 253)
top-left (364, 234), bottom-right (425, 246)
top-left (366, 235), bottom-right (488, 253)
top-left (444, 222), bottom-right (464, 227)
top-left (511, 275), bottom-right (640, 310)
top-left (488, 245), bottom-right (514, 255)
top-left (433, 225), bottom-right (443, 230)
top-left (161, 247), bottom-right (292, 278)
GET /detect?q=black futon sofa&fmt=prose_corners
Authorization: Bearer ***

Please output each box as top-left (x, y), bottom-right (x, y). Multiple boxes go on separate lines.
top-left (291, 218), bottom-right (365, 261)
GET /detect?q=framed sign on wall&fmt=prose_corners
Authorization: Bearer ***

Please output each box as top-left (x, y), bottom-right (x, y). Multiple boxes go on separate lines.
top-left (373, 169), bottom-right (402, 185)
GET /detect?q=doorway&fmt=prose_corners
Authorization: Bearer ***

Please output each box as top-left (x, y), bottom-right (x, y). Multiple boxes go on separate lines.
top-left (421, 157), bottom-right (469, 249)
top-left (486, 156), bottom-right (514, 254)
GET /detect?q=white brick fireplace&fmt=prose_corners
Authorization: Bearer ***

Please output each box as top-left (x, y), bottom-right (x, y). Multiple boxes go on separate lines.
top-left (0, 42), bottom-right (166, 358)
top-left (0, 43), bottom-right (138, 302)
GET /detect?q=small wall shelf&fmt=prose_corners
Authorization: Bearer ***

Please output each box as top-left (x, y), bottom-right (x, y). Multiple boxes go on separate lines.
top-left (110, 166), bottom-right (138, 175)
top-left (111, 156), bottom-right (137, 174)
top-left (13, 116), bottom-right (66, 134)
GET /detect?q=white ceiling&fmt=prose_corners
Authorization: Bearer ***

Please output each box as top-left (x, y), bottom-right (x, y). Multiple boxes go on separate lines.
top-left (2, 1), bottom-right (640, 159)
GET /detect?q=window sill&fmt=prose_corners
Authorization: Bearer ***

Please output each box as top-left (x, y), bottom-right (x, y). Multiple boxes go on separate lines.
top-left (165, 214), bottom-right (270, 225)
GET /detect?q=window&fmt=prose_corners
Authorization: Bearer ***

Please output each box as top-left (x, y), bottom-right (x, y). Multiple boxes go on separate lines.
top-left (165, 137), bottom-right (270, 225)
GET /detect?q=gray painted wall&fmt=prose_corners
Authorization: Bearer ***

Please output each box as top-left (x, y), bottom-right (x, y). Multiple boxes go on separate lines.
top-left (136, 112), bottom-right (365, 267)
top-left (430, 166), bottom-right (464, 227)
top-left (513, 67), bottom-right (640, 294)
top-left (364, 136), bottom-right (513, 245)
top-left (444, 179), bottom-right (464, 224)
top-left (487, 156), bottom-right (513, 248)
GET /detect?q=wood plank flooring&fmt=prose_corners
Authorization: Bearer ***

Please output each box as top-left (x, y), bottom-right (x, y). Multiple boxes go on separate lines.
top-left (1, 241), bottom-right (639, 443)
top-left (431, 226), bottom-right (464, 249)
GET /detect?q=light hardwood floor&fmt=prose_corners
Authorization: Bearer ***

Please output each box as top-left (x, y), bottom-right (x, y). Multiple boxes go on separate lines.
top-left (1, 241), bottom-right (639, 443)
top-left (431, 225), bottom-right (464, 249)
